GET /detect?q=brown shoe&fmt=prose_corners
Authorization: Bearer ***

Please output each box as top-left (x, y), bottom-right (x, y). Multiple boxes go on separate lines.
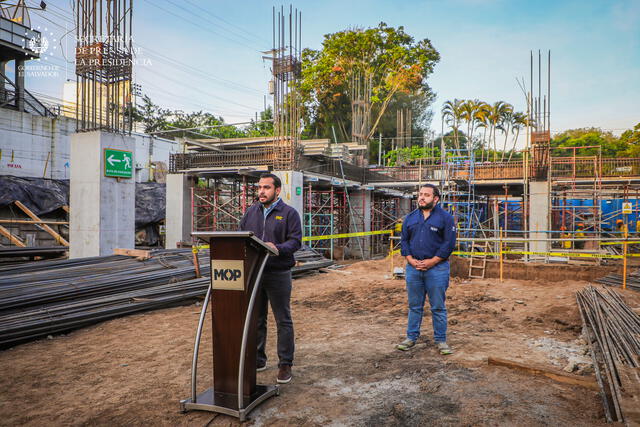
top-left (277, 365), bottom-right (292, 384)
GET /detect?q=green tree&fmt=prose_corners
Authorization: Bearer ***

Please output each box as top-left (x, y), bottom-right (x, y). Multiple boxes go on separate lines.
top-left (245, 107), bottom-right (274, 137)
top-left (620, 122), bottom-right (640, 157)
top-left (488, 101), bottom-right (513, 161)
top-left (133, 95), bottom-right (273, 139)
top-left (441, 99), bottom-right (464, 150)
top-left (550, 128), bottom-right (625, 157)
top-left (133, 95), bottom-right (171, 134)
top-left (299, 23), bottom-right (440, 142)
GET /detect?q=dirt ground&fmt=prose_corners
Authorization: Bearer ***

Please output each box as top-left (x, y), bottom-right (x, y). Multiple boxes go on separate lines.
top-left (2, 256), bottom-right (639, 426)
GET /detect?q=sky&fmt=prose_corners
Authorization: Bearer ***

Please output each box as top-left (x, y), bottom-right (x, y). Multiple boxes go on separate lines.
top-left (20, 0), bottom-right (640, 142)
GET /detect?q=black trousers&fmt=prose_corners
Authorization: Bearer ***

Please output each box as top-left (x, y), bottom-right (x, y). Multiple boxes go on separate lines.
top-left (256, 269), bottom-right (294, 367)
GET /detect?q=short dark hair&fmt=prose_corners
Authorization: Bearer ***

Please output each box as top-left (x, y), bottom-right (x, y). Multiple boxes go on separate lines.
top-left (259, 173), bottom-right (281, 189)
top-left (420, 183), bottom-right (441, 199)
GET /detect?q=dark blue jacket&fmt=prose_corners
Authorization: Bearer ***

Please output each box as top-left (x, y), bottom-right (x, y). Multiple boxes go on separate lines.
top-left (239, 200), bottom-right (302, 271)
top-left (400, 204), bottom-right (456, 260)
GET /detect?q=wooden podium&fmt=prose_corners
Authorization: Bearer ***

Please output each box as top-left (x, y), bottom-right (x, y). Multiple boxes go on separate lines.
top-left (180, 231), bottom-right (279, 421)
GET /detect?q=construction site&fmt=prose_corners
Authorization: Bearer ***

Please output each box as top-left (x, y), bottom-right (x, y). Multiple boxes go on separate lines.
top-left (0, 1), bottom-right (639, 426)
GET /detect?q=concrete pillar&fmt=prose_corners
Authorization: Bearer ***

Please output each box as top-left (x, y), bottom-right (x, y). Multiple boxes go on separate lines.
top-left (529, 181), bottom-right (550, 255)
top-left (400, 196), bottom-right (414, 216)
top-left (15, 59), bottom-right (24, 112)
top-left (69, 131), bottom-right (135, 258)
top-left (273, 170), bottom-right (303, 220)
top-left (0, 60), bottom-right (7, 103)
top-left (165, 173), bottom-right (192, 249)
top-left (348, 188), bottom-right (372, 259)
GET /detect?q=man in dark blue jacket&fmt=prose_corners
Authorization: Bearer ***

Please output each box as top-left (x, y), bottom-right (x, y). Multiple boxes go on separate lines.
top-left (397, 183), bottom-right (456, 355)
top-left (239, 173), bottom-right (302, 384)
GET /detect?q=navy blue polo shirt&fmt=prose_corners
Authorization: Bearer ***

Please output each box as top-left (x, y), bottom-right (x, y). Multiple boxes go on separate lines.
top-left (400, 204), bottom-right (456, 260)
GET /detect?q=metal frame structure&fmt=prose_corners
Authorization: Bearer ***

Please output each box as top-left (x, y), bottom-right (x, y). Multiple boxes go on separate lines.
top-left (269, 5), bottom-right (301, 170)
top-left (74, 0), bottom-right (133, 133)
top-left (303, 186), bottom-right (348, 259)
top-left (191, 176), bottom-right (258, 234)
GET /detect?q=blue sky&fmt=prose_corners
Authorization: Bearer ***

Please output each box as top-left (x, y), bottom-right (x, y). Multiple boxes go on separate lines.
top-left (23, 0), bottom-right (640, 140)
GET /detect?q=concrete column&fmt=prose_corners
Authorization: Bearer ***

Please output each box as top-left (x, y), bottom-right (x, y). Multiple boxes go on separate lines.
top-left (15, 59), bottom-right (24, 112)
top-left (529, 181), bottom-right (550, 255)
top-left (0, 60), bottom-right (7, 103)
top-left (273, 170), bottom-right (303, 220)
top-left (348, 188), bottom-right (372, 259)
top-left (400, 196), bottom-right (414, 216)
top-left (165, 173), bottom-right (192, 249)
top-left (69, 131), bottom-right (135, 258)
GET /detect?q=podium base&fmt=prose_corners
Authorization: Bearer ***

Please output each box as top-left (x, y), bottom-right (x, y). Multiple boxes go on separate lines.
top-left (180, 385), bottom-right (279, 421)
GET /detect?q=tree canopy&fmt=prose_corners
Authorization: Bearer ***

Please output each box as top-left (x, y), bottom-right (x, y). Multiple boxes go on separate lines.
top-left (550, 126), bottom-right (638, 158)
top-left (299, 23), bottom-right (440, 143)
top-left (133, 95), bottom-right (273, 139)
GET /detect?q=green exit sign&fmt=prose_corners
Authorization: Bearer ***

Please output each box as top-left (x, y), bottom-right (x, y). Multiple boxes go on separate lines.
top-left (104, 148), bottom-right (133, 178)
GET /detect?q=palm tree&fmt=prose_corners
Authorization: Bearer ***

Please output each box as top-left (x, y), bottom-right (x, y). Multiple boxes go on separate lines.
top-left (442, 99), bottom-right (464, 150)
top-left (473, 101), bottom-right (490, 160)
top-left (506, 112), bottom-right (530, 162)
top-left (499, 111), bottom-right (515, 161)
top-left (460, 99), bottom-right (476, 151)
top-left (487, 101), bottom-right (513, 161)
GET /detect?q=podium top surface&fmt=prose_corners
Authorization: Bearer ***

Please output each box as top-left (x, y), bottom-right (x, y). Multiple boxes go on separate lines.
top-left (192, 231), bottom-right (278, 255)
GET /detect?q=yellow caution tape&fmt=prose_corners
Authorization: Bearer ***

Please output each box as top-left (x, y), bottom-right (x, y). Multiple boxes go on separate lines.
top-left (449, 250), bottom-right (627, 259)
top-left (302, 230), bottom-right (392, 242)
top-left (189, 229), bottom-right (393, 248)
top-left (504, 250), bottom-right (623, 259)
top-left (600, 240), bottom-right (640, 245)
top-left (452, 251), bottom-right (501, 257)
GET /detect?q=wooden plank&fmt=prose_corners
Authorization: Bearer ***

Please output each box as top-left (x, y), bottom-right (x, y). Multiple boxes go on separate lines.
top-left (487, 356), bottom-right (599, 391)
top-left (618, 365), bottom-right (640, 426)
top-left (0, 219), bottom-right (69, 225)
top-left (13, 201), bottom-right (69, 247)
top-left (113, 248), bottom-right (151, 260)
top-left (61, 205), bottom-right (70, 213)
top-left (0, 225), bottom-right (26, 247)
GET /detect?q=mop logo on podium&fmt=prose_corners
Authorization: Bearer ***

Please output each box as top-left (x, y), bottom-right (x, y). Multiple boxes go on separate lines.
top-left (211, 260), bottom-right (245, 291)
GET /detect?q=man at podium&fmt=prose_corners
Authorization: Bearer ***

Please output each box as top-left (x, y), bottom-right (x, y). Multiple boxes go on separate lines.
top-left (240, 173), bottom-right (302, 384)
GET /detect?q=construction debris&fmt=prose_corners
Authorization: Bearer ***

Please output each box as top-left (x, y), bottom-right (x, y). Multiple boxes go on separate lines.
top-left (487, 356), bottom-right (598, 390)
top-left (576, 285), bottom-right (640, 424)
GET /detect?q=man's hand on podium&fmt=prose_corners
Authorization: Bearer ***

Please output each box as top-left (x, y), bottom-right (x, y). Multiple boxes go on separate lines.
top-left (265, 242), bottom-right (279, 256)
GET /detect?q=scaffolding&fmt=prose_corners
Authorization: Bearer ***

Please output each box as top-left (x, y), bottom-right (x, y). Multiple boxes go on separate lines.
top-left (191, 176), bottom-right (258, 234)
top-left (303, 186), bottom-right (349, 259)
top-left (440, 149), bottom-right (488, 248)
top-left (371, 193), bottom-right (409, 255)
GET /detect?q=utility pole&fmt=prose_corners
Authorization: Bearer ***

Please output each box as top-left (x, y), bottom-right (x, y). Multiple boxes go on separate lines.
top-left (378, 133), bottom-right (382, 165)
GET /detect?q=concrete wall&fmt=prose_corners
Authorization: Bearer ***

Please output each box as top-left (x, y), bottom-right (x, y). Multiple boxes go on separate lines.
top-left (0, 108), bottom-right (178, 182)
top-left (69, 131), bottom-right (135, 258)
top-left (0, 108), bottom-right (75, 179)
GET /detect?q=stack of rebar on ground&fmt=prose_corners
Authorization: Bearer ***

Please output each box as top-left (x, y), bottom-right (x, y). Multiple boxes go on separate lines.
top-left (576, 286), bottom-right (640, 424)
top-left (0, 247), bottom-right (333, 347)
top-left (0, 249), bottom-right (210, 347)
top-left (293, 245), bottom-right (334, 276)
top-left (595, 271), bottom-right (640, 292)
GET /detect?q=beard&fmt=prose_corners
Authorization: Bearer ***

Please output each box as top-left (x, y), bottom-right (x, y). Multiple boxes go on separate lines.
top-left (418, 201), bottom-right (435, 210)
top-left (260, 193), bottom-right (277, 206)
